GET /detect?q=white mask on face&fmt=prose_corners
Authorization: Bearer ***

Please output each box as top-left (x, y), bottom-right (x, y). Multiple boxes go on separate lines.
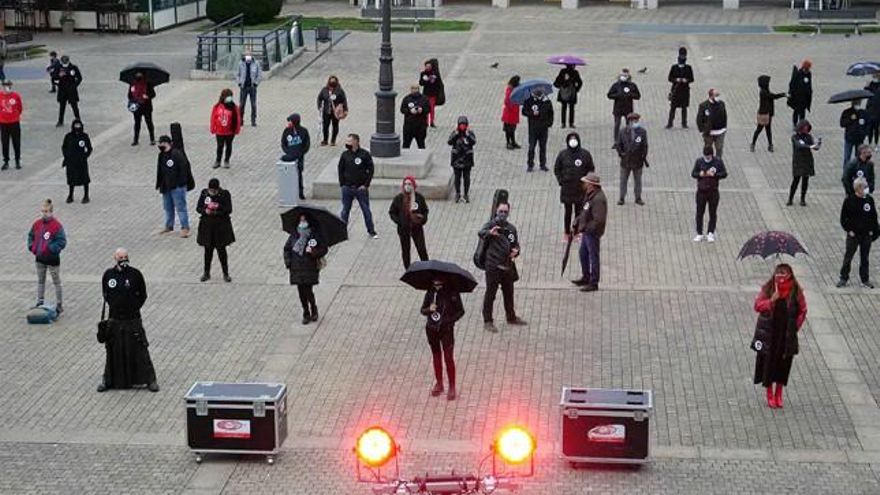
top-left (403, 184), bottom-right (413, 193)
top-left (245, 55), bottom-right (253, 62)
top-left (619, 75), bottom-right (627, 82)
top-left (568, 139), bottom-right (579, 149)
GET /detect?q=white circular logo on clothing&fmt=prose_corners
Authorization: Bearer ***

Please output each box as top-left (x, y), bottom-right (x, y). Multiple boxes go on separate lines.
top-left (430, 311), bottom-right (441, 322)
top-left (287, 135), bottom-right (294, 143)
top-left (422, 75), bottom-right (428, 81)
top-left (78, 140), bottom-right (85, 148)
top-left (859, 119), bottom-right (866, 125)
top-left (865, 203), bottom-right (872, 212)
top-left (857, 170), bottom-right (865, 178)
top-left (754, 341), bottom-right (763, 351)
top-left (798, 140), bottom-right (805, 146)
top-left (531, 105), bottom-right (538, 112)
top-left (635, 136), bottom-right (642, 143)
top-left (804, 77), bottom-right (809, 84)
top-left (8, 98), bottom-right (15, 105)
top-left (108, 279), bottom-right (117, 288)
top-left (330, 94), bottom-right (337, 101)
top-left (623, 87), bottom-right (631, 93)
top-left (507, 233), bottom-right (515, 242)
top-left (204, 197), bottom-right (212, 204)
top-left (408, 102), bottom-right (414, 108)
top-left (43, 232), bottom-right (51, 240)
top-left (70, 70), bottom-right (75, 75)
top-left (704, 109), bottom-right (710, 116)
top-left (564, 74), bottom-right (570, 80)
top-left (308, 239), bottom-right (317, 247)
top-left (354, 157), bottom-right (362, 165)
top-left (574, 159), bottom-right (583, 167)
top-left (166, 159), bottom-right (174, 167)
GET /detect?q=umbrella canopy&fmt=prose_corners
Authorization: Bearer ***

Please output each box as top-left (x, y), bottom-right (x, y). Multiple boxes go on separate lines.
top-left (509, 79), bottom-right (554, 105)
top-left (846, 62), bottom-right (880, 77)
top-left (548, 55), bottom-right (586, 66)
top-left (119, 62), bottom-right (170, 86)
top-left (827, 89), bottom-right (874, 104)
top-left (281, 204), bottom-right (348, 247)
top-left (737, 231), bottom-right (808, 260)
top-left (401, 260), bottom-right (478, 293)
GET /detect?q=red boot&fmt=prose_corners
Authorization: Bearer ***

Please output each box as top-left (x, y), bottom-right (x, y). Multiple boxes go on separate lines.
top-left (774, 384), bottom-right (784, 409)
top-left (766, 386), bottom-right (776, 408)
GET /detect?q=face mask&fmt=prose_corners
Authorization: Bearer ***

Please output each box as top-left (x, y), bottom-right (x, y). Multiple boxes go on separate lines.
top-left (403, 184), bottom-right (413, 193)
top-left (62, 62), bottom-right (69, 67)
top-left (496, 212), bottom-right (508, 222)
top-left (713, 95), bottom-right (721, 102)
top-left (73, 125), bottom-right (82, 131)
top-left (632, 122), bottom-right (641, 129)
top-left (245, 56), bottom-right (252, 62)
top-left (568, 139), bottom-right (579, 149)
top-left (117, 259), bottom-right (130, 269)
top-left (677, 57), bottom-right (686, 65)
top-left (704, 156), bottom-right (713, 163)
top-left (224, 96), bottom-right (234, 104)
top-left (619, 75), bottom-right (628, 82)
top-left (458, 124), bottom-right (467, 132)
top-left (160, 145), bottom-right (170, 152)
top-left (532, 92), bottom-right (543, 99)
top-left (345, 144), bottom-right (353, 151)
top-left (329, 80), bottom-right (338, 87)
top-left (432, 282), bottom-right (443, 289)
top-left (297, 222), bottom-right (308, 231)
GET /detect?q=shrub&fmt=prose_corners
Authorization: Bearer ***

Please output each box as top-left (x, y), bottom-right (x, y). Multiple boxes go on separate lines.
top-left (206, 0), bottom-right (283, 25)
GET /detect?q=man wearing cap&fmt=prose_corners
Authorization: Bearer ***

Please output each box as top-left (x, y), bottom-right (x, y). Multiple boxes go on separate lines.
top-left (615, 112), bottom-right (648, 206)
top-left (666, 47), bottom-right (693, 129)
top-left (52, 55), bottom-right (82, 127)
top-left (236, 53), bottom-right (261, 127)
top-left (400, 84), bottom-right (429, 149)
top-left (697, 88), bottom-right (727, 158)
top-left (0, 80), bottom-right (23, 170)
top-left (572, 173), bottom-right (607, 292)
top-left (155, 135), bottom-right (195, 237)
top-left (281, 113), bottom-right (311, 201)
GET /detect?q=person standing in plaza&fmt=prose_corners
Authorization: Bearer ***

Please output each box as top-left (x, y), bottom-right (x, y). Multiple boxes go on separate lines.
top-left (502, 75), bottom-right (522, 150)
top-left (46, 51), bottom-right (61, 93)
top-left (53, 55), bottom-right (82, 127)
top-left (128, 72), bottom-right (156, 146)
top-left (865, 73), bottom-right (880, 145)
top-left (788, 119), bottom-right (820, 206)
top-left (338, 133), bottom-right (378, 239)
top-left (62, 119), bottom-right (92, 204)
top-left (606, 68), bottom-right (641, 147)
top-left (615, 112), bottom-right (648, 206)
top-left (99, 248), bottom-right (159, 393)
top-left (236, 52), bottom-right (261, 127)
top-left (696, 88), bottom-right (727, 158)
top-left (842, 145), bottom-right (875, 196)
top-left (753, 263), bottom-right (806, 409)
top-left (479, 201), bottom-right (526, 333)
top-left (400, 84), bottom-right (429, 149)
top-left (196, 178), bottom-right (234, 283)
top-left (210, 89), bottom-right (241, 169)
top-left (448, 115), bottom-right (476, 203)
top-left (317, 75), bottom-right (347, 146)
top-left (0, 80), bottom-right (23, 170)
top-left (787, 60), bottom-right (813, 129)
top-left (419, 59), bottom-right (443, 128)
top-left (553, 63), bottom-right (582, 129)
top-left (572, 173), bottom-right (607, 292)
top-left (155, 135), bottom-right (194, 237)
top-left (27, 199), bottom-right (66, 314)
top-left (837, 177), bottom-right (879, 289)
top-left (554, 131), bottom-right (594, 242)
top-left (389, 176), bottom-right (429, 269)
top-left (840, 100), bottom-right (870, 169)
top-left (666, 47), bottom-right (693, 129)
top-left (284, 214), bottom-right (327, 324)
top-left (420, 278), bottom-right (463, 401)
top-left (691, 146), bottom-right (727, 243)
top-left (522, 87), bottom-right (553, 172)
top-left (750, 75), bottom-right (786, 153)
top-left (280, 113), bottom-right (310, 201)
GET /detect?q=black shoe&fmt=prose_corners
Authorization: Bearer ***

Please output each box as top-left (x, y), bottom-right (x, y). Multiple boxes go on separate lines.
top-left (66, 196), bottom-right (74, 204)
top-left (455, 194), bottom-right (461, 203)
top-left (310, 306), bottom-right (319, 321)
top-left (251, 122), bottom-right (257, 127)
top-left (681, 124), bottom-right (688, 129)
top-left (147, 382), bottom-right (160, 392)
top-left (430, 123), bottom-right (436, 128)
top-left (1, 161), bottom-right (7, 170)
top-left (150, 140), bottom-right (156, 146)
top-left (223, 274), bottom-right (232, 283)
top-left (665, 124), bottom-right (673, 129)
top-left (749, 143), bottom-right (755, 153)
top-left (635, 198), bottom-right (645, 206)
top-left (212, 161), bottom-right (220, 169)
top-left (526, 167), bottom-right (534, 173)
top-left (571, 278), bottom-right (589, 286)
top-left (836, 279), bottom-right (848, 288)
top-left (299, 195), bottom-right (306, 201)
top-left (484, 321), bottom-right (499, 333)
top-left (561, 124), bottom-right (566, 129)
top-left (569, 124), bottom-right (576, 129)
top-left (200, 273), bottom-right (210, 282)
top-left (507, 317), bottom-right (527, 326)
top-left (800, 200), bottom-right (807, 207)
top-left (617, 199), bottom-right (625, 206)
top-left (81, 196), bottom-right (90, 204)
top-left (14, 161), bottom-right (20, 169)
top-left (463, 195), bottom-right (470, 203)
top-left (512, 143), bottom-right (522, 149)
top-left (131, 141), bottom-right (138, 146)
top-left (96, 382), bottom-right (108, 393)
top-left (863, 281), bottom-right (875, 289)
top-left (506, 143), bottom-right (515, 150)
top-left (786, 200), bottom-right (793, 206)
top-left (580, 284), bottom-right (599, 292)
top-left (539, 166), bottom-right (549, 172)
top-left (430, 382), bottom-right (444, 397)
top-left (768, 145), bottom-right (774, 153)
top-left (55, 122), bottom-right (64, 128)
top-left (301, 312), bottom-right (311, 325)
top-left (55, 304), bottom-right (64, 316)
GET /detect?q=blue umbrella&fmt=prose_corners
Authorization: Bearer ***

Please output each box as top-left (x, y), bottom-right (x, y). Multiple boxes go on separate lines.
top-left (509, 79), bottom-right (554, 105)
top-left (846, 62), bottom-right (880, 77)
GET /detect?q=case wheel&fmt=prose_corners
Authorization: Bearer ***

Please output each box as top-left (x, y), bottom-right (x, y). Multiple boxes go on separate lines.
top-left (195, 453), bottom-right (203, 464)
top-left (266, 455), bottom-right (275, 465)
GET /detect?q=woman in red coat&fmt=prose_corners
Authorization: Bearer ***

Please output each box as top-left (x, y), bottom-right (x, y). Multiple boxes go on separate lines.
top-left (752, 263), bottom-right (807, 409)
top-left (501, 75), bottom-right (521, 150)
top-left (210, 88), bottom-right (242, 169)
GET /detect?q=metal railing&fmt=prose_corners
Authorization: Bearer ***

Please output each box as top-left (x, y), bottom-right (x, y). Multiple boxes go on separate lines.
top-left (195, 14), bottom-right (305, 73)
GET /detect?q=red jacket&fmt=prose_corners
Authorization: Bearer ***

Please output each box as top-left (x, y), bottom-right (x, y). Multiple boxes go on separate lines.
top-left (501, 86), bottom-right (519, 125)
top-left (753, 289), bottom-right (807, 330)
top-left (210, 103), bottom-right (241, 136)
top-left (0, 91), bottom-right (23, 124)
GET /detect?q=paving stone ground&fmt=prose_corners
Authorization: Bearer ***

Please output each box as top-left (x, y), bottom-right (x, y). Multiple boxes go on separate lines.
top-left (1, 1), bottom-right (880, 493)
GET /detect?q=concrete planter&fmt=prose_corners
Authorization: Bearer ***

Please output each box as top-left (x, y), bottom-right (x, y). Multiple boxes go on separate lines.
top-left (60, 18), bottom-right (75, 34)
top-left (137, 19), bottom-right (151, 35)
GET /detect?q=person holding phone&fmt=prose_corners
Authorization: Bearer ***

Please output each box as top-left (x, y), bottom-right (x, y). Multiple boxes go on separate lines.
top-left (788, 119), bottom-right (820, 206)
top-left (420, 279), bottom-right (464, 401)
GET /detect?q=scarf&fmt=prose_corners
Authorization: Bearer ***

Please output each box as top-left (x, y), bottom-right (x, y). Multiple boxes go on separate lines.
top-left (292, 229), bottom-right (311, 256)
top-left (776, 276), bottom-right (794, 299)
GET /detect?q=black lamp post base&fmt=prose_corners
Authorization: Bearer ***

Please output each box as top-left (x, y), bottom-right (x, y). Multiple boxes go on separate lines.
top-left (370, 133), bottom-right (402, 158)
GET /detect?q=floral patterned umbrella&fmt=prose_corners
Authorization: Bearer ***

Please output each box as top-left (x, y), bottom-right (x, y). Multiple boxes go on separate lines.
top-left (737, 231), bottom-right (809, 260)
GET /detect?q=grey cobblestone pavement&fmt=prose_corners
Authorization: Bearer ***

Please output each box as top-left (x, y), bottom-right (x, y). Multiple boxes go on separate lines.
top-left (1, 1), bottom-right (880, 493)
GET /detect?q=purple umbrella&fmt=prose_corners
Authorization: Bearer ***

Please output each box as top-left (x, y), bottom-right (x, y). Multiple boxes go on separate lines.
top-left (548, 55), bottom-right (586, 66)
top-left (737, 231), bottom-right (808, 260)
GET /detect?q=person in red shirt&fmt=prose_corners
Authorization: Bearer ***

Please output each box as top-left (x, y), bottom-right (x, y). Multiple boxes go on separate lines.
top-left (501, 75), bottom-right (521, 150)
top-left (0, 80), bottom-right (23, 170)
top-left (209, 88), bottom-right (241, 169)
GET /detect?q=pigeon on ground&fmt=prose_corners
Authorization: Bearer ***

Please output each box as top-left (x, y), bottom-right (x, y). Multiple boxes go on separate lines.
top-left (490, 62), bottom-right (499, 69)
top-left (637, 67), bottom-right (648, 74)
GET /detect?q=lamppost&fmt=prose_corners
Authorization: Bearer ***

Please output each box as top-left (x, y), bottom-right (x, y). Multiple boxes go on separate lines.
top-left (370, 0), bottom-right (401, 158)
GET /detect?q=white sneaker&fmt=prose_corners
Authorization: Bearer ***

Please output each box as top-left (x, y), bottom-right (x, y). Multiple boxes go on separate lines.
top-left (692, 234), bottom-right (704, 242)
top-left (706, 233), bottom-right (716, 243)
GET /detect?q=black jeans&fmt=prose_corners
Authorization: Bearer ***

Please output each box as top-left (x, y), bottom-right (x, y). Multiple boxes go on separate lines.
top-left (840, 234), bottom-right (872, 283)
top-left (215, 135), bottom-right (234, 163)
top-left (402, 123), bottom-right (426, 149)
top-left (483, 269), bottom-right (516, 323)
top-left (560, 102), bottom-right (575, 126)
top-left (527, 126), bottom-right (548, 169)
top-left (203, 246), bottom-right (229, 276)
top-left (563, 201), bottom-right (582, 235)
top-left (399, 227), bottom-right (428, 269)
top-left (869, 118), bottom-right (880, 145)
top-left (58, 99), bottom-right (80, 124)
top-left (296, 161), bottom-right (305, 199)
top-left (667, 105), bottom-right (687, 127)
top-left (503, 123), bottom-right (517, 145)
top-left (321, 112), bottom-right (339, 144)
top-left (453, 167), bottom-right (471, 196)
top-left (296, 284), bottom-right (317, 315)
top-left (0, 122), bottom-right (21, 162)
top-left (133, 108), bottom-right (155, 143)
top-left (239, 85), bottom-right (257, 125)
top-left (695, 189), bottom-right (720, 235)
top-left (792, 108), bottom-right (807, 129)
top-left (426, 324), bottom-right (455, 389)
top-left (788, 176), bottom-right (809, 204)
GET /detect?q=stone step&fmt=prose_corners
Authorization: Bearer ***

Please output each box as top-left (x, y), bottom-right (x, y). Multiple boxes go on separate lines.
top-left (311, 156), bottom-right (454, 200)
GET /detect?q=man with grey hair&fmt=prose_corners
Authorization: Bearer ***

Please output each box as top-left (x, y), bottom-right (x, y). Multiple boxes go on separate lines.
top-left (99, 248), bottom-right (159, 392)
top-left (236, 52), bottom-right (261, 127)
top-left (837, 177), bottom-right (879, 289)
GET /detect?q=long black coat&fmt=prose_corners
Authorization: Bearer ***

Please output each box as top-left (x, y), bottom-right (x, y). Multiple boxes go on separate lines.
top-left (866, 80), bottom-right (880, 120)
top-left (448, 129), bottom-right (476, 169)
top-left (606, 80), bottom-right (641, 116)
top-left (791, 132), bottom-right (815, 178)
top-left (553, 67), bottom-right (583, 104)
top-left (616, 125), bottom-right (648, 170)
top-left (389, 191), bottom-right (429, 236)
top-left (421, 288), bottom-right (464, 330)
top-left (667, 63), bottom-right (694, 107)
top-left (53, 63), bottom-right (82, 103)
top-left (554, 146), bottom-right (594, 203)
top-left (62, 130), bottom-right (92, 186)
top-left (787, 66), bottom-right (812, 112)
top-left (284, 231), bottom-right (328, 286)
top-left (196, 188), bottom-right (235, 248)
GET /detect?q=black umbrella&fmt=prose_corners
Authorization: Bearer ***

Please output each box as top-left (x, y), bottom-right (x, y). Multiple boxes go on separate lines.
top-left (737, 231), bottom-right (808, 260)
top-left (827, 89), bottom-right (874, 104)
top-left (281, 204), bottom-right (348, 247)
top-left (119, 62), bottom-right (170, 86)
top-left (561, 236), bottom-right (574, 276)
top-left (401, 260), bottom-right (478, 293)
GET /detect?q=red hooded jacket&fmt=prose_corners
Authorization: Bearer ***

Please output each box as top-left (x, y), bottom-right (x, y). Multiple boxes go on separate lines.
top-left (210, 103), bottom-right (242, 136)
top-left (0, 91), bottom-right (23, 124)
top-left (501, 86), bottom-right (520, 125)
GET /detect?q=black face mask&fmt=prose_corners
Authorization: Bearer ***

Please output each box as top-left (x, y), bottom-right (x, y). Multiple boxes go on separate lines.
top-left (345, 144), bottom-right (353, 151)
top-left (116, 259), bottom-right (130, 270)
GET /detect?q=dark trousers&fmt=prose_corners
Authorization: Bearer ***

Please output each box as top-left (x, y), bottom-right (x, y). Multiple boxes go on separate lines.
top-left (321, 112), bottom-right (339, 144)
top-left (667, 105), bottom-right (687, 127)
top-left (402, 123), bottom-right (426, 149)
top-left (67, 184), bottom-right (89, 199)
top-left (0, 122), bottom-right (21, 162)
top-left (560, 102), bottom-right (575, 126)
top-left (340, 186), bottom-right (376, 235)
top-left (58, 99), bottom-right (80, 125)
top-left (203, 246), bottom-right (229, 276)
top-left (869, 118), bottom-right (880, 145)
top-left (239, 85), bottom-right (257, 124)
top-left (792, 108), bottom-right (806, 129)
top-left (527, 126), bottom-right (548, 169)
top-left (579, 232), bottom-right (601, 286)
top-left (503, 123), bottom-right (518, 145)
top-left (695, 189), bottom-right (720, 235)
top-left (788, 176), bottom-right (810, 204)
top-left (563, 201), bottom-right (582, 235)
top-left (215, 135), bottom-right (234, 163)
top-left (296, 283), bottom-right (317, 315)
top-left (751, 120), bottom-right (774, 148)
top-left (426, 325), bottom-right (455, 389)
top-left (398, 227), bottom-right (428, 269)
top-left (612, 113), bottom-right (626, 143)
top-left (453, 167), bottom-right (471, 196)
top-left (132, 108), bottom-right (155, 143)
top-left (483, 269), bottom-right (516, 323)
top-left (840, 234), bottom-right (872, 283)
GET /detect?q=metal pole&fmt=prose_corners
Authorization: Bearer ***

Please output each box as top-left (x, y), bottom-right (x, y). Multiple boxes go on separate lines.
top-left (370, 0), bottom-right (400, 158)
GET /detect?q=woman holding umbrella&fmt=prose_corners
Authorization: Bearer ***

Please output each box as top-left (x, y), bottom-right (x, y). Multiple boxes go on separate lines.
top-left (284, 213), bottom-right (328, 325)
top-left (128, 72), bottom-right (156, 146)
top-left (197, 178), bottom-right (234, 283)
top-left (501, 75), bottom-right (522, 150)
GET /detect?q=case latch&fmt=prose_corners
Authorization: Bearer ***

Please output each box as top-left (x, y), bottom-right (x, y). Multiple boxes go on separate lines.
top-left (634, 410), bottom-right (645, 422)
top-left (196, 400), bottom-right (208, 417)
top-left (254, 401), bottom-right (266, 418)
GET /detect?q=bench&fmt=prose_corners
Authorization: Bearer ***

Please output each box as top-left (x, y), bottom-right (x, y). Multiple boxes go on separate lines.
top-left (360, 7), bottom-right (436, 32)
top-left (798, 8), bottom-right (878, 34)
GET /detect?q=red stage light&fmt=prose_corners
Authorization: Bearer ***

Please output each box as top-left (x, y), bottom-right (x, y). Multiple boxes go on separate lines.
top-left (495, 426), bottom-right (536, 465)
top-left (355, 426), bottom-right (397, 468)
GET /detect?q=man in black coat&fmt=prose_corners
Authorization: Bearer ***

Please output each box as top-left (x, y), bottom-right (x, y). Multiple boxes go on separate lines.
top-left (615, 113), bottom-right (649, 206)
top-left (478, 202), bottom-right (526, 332)
top-left (607, 68), bottom-right (641, 146)
top-left (696, 88), bottom-right (727, 158)
top-left (840, 101), bottom-right (870, 170)
top-left (787, 60), bottom-right (813, 129)
top-left (842, 145), bottom-right (875, 196)
top-left (553, 64), bottom-right (583, 128)
top-left (522, 88), bottom-right (554, 172)
top-left (554, 131), bottom-right (594, 240)
top-left (280, 113), bottom-right (310, 200)
top-left (666, 47), bottom-right (694, 129)
top-left (837, 177), bottom-right (879, 289)
top-left (52, 55), bottom-right (82, 127)
top-left (99, 248), bottom-right (158, 393)
top-left (155, 135), bottom-right (195, 237)
top-left (338, 133), bottom-right (377, 238)
top-left (400, 84), bottom-right (429, 149)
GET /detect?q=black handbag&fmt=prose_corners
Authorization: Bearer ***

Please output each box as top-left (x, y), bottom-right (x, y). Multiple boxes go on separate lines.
top-left (750, 313), bottom-right (772, 353)
top-left (97, 301), bottom-right (111, 344)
